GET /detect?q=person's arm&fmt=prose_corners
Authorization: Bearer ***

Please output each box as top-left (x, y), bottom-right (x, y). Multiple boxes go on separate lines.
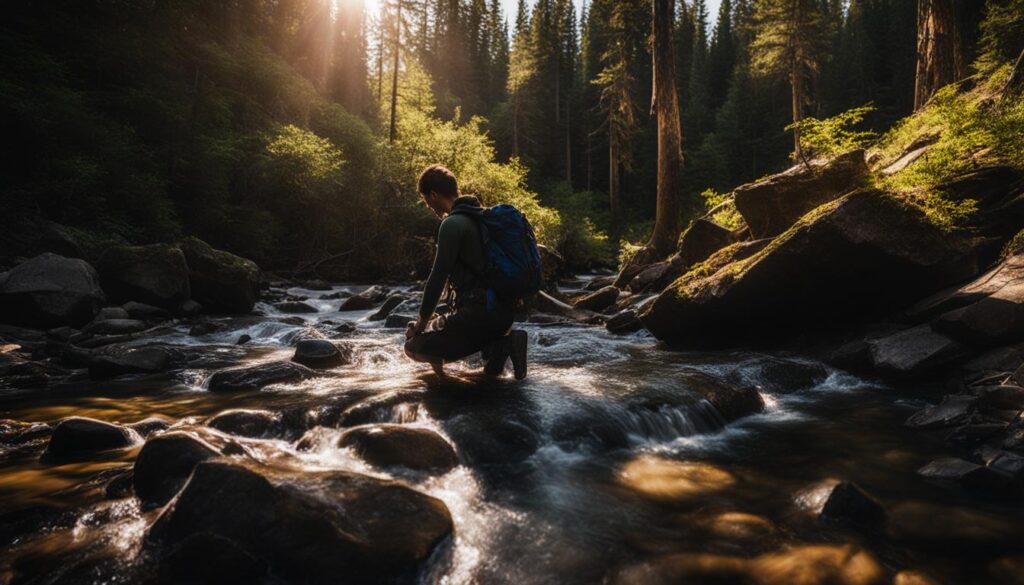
top-left (414, 217), bottom-right (463, 332)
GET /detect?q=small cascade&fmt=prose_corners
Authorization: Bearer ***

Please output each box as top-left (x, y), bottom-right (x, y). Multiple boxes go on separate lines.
top-left (615, 400), bottom-right (726, 444)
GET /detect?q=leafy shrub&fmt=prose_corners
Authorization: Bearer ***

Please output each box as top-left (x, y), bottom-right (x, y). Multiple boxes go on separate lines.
top-left (700, 188), bottom-right (744, 230)
top-left (785, 104), bottom-right (878, 160)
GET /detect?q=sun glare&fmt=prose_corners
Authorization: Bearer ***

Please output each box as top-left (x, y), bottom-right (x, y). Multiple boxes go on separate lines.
top-left (332, 0), bottom-right (381, 17)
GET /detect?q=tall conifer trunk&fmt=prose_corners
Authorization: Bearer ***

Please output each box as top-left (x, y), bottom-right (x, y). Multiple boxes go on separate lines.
top-left (646, 0), bottom-right (684, 257)
top-left (914, 0), bottom-right (962, 111)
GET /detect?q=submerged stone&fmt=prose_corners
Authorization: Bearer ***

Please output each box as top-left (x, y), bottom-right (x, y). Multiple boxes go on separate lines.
top-left (45, 417), bottom-right (134, 459)
top-left (339, 424), bottom-right (458, 473)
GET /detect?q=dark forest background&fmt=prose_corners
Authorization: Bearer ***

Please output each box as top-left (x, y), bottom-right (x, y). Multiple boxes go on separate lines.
top-left (0, 0), bottom-right (1019, 278)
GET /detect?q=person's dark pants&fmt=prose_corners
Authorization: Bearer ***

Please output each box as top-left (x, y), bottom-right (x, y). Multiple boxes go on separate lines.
top-left (404, 301), bottom-right (514, 364)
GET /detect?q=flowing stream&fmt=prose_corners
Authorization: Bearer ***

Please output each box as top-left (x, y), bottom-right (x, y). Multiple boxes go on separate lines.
top-left (1, 279), bottom-right (1022, 584)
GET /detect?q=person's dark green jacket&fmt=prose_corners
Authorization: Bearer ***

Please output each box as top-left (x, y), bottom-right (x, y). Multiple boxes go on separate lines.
top-left (418, 196), bottom-right (486, 322)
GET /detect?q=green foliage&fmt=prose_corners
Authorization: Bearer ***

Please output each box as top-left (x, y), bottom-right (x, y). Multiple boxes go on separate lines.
top-left (784, 104), bottom-right (879, 159)
top-left (1003, 229), bottom-right (1024, 259)
top-left (877, 67), bottom-right (1024, 230)
top-left (537, 181), bottom-right (615, 268)
top-left (974, 0), bottom-right (1024, 77)
top-left (700, 188), bottom-right (743, 230)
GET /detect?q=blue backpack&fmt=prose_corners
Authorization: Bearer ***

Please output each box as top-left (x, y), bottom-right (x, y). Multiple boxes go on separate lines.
top-left (451, 202), bottom-right (544, 301)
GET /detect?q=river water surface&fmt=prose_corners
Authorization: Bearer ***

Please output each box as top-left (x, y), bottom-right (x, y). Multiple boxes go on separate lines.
top-left (1, 280), bottom-right (1022, 584)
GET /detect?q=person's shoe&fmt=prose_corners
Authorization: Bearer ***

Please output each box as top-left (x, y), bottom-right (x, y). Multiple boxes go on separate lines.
top-left (483, 336), bottom-right (510, 376)
top-left (509, 330), bottom-right (527, 380)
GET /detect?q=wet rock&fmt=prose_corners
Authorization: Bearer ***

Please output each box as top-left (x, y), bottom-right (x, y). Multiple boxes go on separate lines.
top-left (291, 339), bottom-right (352, 368)
top-left (333, 321), bottom-right (358, 335)
top-left (295, 426), bottom-right (336, 451)
top-left (148, 460), bottom-right (453, 584)
top-left (750, 544), bottom-right (887, 585)
top-left (1013, 362), bottom-right (1024, 386)
top-left (88, 347), bottom-right (171, 378)
top-left (868, 324), bottom-right (968, 378)
top-left (339, 424), bottom-right (458, 473)
top-left (641, 189), bottom-right (983, 348)
top-left (208, 409), bottom-right (281, 438)
top-left (735, 149), bottom-right (870, 239)
top-left (339, 285), bottom-right (390, 311)
top-left (0, 253), bottom-right (105, 327)
top-left (573, 286), bottom-right (620, 312)
top-left (236, 334), bottom-right (252, 345)
top-left (274, 301), bottom-right (318, 314)
top-left (163, 531), bottom-right (268, 584)
top-left (606, 310), bottom-right (643, 334)
top-left (682, 370), bottom-right (764, 422)
top-left (207, 361), bottom-right (314, 393)
top-left (46, 326), bottom-right (78, 342)
top-left (134, 430), bottom-right (223, 507)
top-left (905, 395), bottom-right (977, 429)
top-left (129, 416), bottom-right (172, 438)
top-left (319, 290), bottom-right (351, 300)
top-left (95, 307), bottom-right (130, 321)
top-left (978, 447), bottom-right (1024, 480)
top-left (97, 244), bottom-right (191, 310)
top-left (946, 423), bottom-right (1008, 446)
top-left (750, 357), bottom-right (829, 393)
top-left (812, 480), bottom-right (886, 528)
top-left (278, 316), bottom-right (306, 326)
top-left (368, 295), bottom-right (406, 321)
top-left (121, 301), bottom-right (170, 321)
top-left (45, 417), bottom-right (134, 459)
top-left (385, 313), bottom-right (415, 329)
top-left (444, 415), bottom-right (539, 465)
top-left (916, 457), bottom-right (1011, 492)
top-left (83, 318), bottom-right (148, 335)
top-left (536, 291), bottom-right (601, 324)
top-left (693, 511), bottom-right (777, 549)
top-left (178, 237), bottom-right (260, 314)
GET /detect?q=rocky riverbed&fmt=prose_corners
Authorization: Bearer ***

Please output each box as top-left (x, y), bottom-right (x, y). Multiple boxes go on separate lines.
top-left (2, 278), bottom-right (1024, 584)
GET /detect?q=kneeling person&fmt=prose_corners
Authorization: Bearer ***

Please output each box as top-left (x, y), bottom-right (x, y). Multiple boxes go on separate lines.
top-left (404, 164), bottom-right (527, 378)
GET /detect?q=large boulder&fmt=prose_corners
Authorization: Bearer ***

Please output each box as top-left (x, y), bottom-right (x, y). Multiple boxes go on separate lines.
top-left (179, 237), bottom-right (260, 314)
top-left (907, 253), bottom-right (1024, 321)
top-left (291, 339), bottom-right (353, 368)
top-left (0, 253), bottom-right (105, 327)
top-left (97, 244), bottom-right (190, 310)
top-left (682, 370), bottom-right (764, 422)
top-left (45, 416), bottom-right (134, 459)
top-left (675, 218), bottom-right (735, 269)
top-left (867, 324), bottom-right (969, 378)
top-left (932, 267), bottom-right (1024, 347)
top-left (339, 424), bottom-right (458, 473)
top-left (134, 430), bottom-right (223, 507)
top-left (641, 189), bottom-right (984, 348)
top-left (148, 460), bottom-right (453, 584)
top-left (207, 361), bottom-right (314, 393)
top-left (734, 149), bottom-right (869, 239)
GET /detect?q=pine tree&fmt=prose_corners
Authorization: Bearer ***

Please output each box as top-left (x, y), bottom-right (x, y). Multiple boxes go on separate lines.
top-left (507, 0), bottom-right (535, 158)
top-left (706, 0), bottom-right (736, 110)
top-left (749, 0), bottom-right (829, 160)
top-left (592, 2), bottom-right (641, 220)
top-left (684, 0), bottom-right (710, 144)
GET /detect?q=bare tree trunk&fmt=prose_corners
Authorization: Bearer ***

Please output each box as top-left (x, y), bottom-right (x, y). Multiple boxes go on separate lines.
top-left (389, 0), bottom-right (402, 142)
top-left (609, 135), bottom-right (620, 219)
top-left (645, 0), bottom-right (684, 258)
top-left (914, 0), bottom-right (962, 111)
top-left (791, 61), bottom-right (803, 161)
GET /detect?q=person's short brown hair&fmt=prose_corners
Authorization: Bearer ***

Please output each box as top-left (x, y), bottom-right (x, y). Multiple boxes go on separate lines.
top-left (417, 164), bottom-right (458, 198)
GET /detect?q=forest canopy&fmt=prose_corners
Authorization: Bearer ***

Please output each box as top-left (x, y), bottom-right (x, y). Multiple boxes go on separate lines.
top-left (1, 0), bottom-right (1022, 278)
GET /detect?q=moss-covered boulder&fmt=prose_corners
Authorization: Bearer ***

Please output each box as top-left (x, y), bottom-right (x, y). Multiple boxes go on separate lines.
top-left (641, 189), bottom-right (984, 348)
top-left (179, 237), bottom-right (260, 314)
top-left (734, 149), bottom-right (869, 239)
